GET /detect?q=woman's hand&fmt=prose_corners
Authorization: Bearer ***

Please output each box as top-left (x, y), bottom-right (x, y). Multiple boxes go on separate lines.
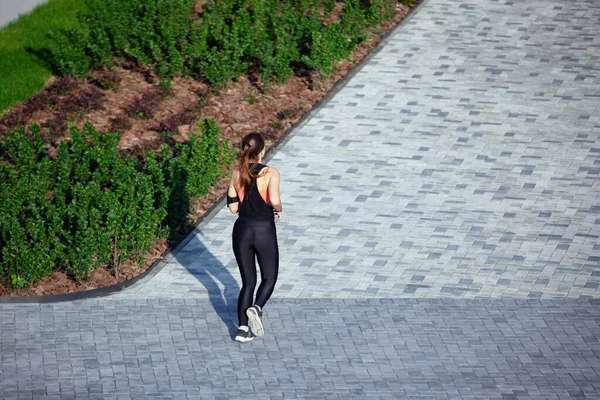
top-left (274, 210), bottom-right (281, 220)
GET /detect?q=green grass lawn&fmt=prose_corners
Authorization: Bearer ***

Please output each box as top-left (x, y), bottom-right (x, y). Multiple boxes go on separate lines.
top-left (0, 0), bottom-right (86, 113)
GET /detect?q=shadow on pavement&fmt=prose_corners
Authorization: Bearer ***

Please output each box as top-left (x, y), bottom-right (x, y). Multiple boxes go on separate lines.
top-left (173, 232), bottom-right (240, 339)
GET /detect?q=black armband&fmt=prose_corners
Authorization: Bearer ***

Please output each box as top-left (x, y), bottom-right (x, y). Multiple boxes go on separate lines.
top-left (227, 194), bottom-right (240, 205)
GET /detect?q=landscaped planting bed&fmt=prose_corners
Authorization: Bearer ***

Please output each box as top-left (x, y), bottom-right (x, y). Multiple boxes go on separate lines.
top-left (0, 0), bottom-right (420, 296)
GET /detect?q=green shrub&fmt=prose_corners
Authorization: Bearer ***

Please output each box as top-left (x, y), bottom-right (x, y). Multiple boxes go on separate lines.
top-left (49, 28), bottom-right (92, 76)
top-left (323, 0), bottom-right (336, 13)
top-left (196, 4), bottom-right (251, 87)
top-left (340, 0), bottom-right (369, 45)
top-left (302, 23), bottom-right (352, 75)
top-left (36, 123), bottom-right (162, 279)
top-left (158, 145), bottom-right (190, 236)
top-left (158, 119), bottom-right (235, 236)
top-left (300, 0), bottom-right (398, 75)
top-left (49, 0), bottom-right (398, 84)
top-left (240, 0), bottom-right (302, 85)
top-left (0, 119), bottom-right (233, 287)
top-left (0, 126), bottom-right (64, 287)
top-left (186, 119), bottom-right (236, 198)
top-left (198, 42), bottom-right (246, 87)
top-left (363, 0), bottom-right (397, 26)
top-left (51, 0), bottom-right (196, 78)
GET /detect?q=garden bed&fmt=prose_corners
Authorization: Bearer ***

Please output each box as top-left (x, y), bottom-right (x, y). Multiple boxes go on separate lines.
top-left (0, 0), bottom-right (419, 297)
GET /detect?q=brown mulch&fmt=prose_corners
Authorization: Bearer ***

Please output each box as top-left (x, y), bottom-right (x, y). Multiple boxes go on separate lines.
top-left (0, 3), bottom-right (414, 297)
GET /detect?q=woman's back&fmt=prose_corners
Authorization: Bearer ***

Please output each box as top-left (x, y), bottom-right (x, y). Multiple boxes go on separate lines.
top-left (238, 163), bottom-right (274, 221)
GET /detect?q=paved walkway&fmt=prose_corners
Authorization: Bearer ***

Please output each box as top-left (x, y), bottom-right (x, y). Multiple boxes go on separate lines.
top-left (0, 0), bottom-right (49, 28)
top-left (2, 0), bottom-right (600, 398)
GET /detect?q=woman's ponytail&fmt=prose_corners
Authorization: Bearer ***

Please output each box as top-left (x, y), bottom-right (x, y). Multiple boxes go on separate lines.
top-left (237, 133), bottom-right (265, 197)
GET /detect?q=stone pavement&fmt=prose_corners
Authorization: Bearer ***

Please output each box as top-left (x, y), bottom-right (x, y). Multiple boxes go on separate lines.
top-left (2, 0), bottom-right (600, 398)
top-left (2, 299), bottom-right (600, 399)
top-left (0, 0), bottom-right (49, 28)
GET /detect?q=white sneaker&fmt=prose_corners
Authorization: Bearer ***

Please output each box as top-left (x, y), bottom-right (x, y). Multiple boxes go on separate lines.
top-left (246, 306), bottom-right (264, 337)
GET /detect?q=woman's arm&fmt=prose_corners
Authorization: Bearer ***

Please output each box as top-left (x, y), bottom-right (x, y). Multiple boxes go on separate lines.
top-left (227, 170), bottom-right (240, 214)
top-left (268, 168), bottom-right (282, 216)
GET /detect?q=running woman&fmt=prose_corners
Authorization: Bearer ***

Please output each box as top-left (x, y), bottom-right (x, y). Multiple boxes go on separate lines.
top-left (227, 132), bottom-right (282, 343)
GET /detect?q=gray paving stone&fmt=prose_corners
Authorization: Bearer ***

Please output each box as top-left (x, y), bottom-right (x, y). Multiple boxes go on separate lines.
top-left (1, 299), bottom-right (599, 399)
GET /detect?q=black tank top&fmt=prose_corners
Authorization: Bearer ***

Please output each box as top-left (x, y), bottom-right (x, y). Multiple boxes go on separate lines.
top-left (238, 163), bottom-right (274, 221)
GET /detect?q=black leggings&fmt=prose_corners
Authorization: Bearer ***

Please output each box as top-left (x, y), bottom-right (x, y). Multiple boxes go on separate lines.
top-left (232, 218), bottom-right (279, 326)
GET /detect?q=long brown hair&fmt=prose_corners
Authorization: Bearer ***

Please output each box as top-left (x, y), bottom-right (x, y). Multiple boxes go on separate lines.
top-left (237, 132), bottom-right (265, 196)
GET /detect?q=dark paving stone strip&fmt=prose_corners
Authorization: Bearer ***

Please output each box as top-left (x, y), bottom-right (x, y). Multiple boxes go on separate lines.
top-left (1, 299), bottom-right (599, 399)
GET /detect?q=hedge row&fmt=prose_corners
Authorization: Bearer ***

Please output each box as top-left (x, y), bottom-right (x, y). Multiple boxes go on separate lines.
top-left (0, 120), bottom-right (234, 287)
top-left (50, 0), bottom-right (398, 86)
